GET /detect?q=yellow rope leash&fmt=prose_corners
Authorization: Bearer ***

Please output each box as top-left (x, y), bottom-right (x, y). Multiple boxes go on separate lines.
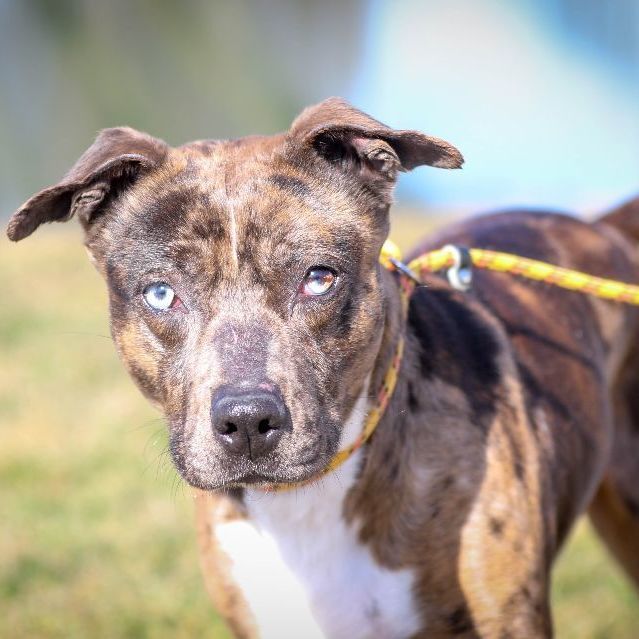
top-left (261, 239), bottom-right (639, 492)
top-left (405, 244), bottom-right (639, 305)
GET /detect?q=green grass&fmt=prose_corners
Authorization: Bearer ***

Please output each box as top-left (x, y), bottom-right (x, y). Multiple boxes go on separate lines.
top-left (1, 219), bottom-right (638, 638)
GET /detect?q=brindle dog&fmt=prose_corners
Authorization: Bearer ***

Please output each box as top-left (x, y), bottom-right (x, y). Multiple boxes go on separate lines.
top-left (7, 99), bottom-right (639, 638)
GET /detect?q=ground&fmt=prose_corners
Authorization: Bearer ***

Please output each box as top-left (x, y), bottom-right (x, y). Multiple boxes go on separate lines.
top-left (1, 216), bottom-right (638, 638)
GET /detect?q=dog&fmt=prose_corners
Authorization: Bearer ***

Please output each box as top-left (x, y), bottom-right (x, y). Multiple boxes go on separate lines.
top-left (7, 98), bottom-right (639, 638)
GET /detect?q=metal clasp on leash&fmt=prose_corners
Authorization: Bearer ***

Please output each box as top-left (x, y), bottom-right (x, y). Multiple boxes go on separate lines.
top-left (443, 244), bottom-right (473, 291)
top-left (389, 257), bottom-right (422, 285)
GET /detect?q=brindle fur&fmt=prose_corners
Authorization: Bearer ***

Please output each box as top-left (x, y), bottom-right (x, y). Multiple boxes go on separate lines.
top-left (7, 99), bottom-right (639, 638)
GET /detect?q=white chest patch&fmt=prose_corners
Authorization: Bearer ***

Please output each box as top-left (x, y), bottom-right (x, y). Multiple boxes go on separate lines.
top-left (213, 384), bottom-right (420, 639)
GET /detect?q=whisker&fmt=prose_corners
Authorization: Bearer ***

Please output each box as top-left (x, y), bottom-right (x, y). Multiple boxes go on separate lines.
top-left (56, 331), bottom-right (113, 340)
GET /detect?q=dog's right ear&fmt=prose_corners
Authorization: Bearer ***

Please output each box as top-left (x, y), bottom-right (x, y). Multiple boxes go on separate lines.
top-left (6, 127), bottom-right (168, 242)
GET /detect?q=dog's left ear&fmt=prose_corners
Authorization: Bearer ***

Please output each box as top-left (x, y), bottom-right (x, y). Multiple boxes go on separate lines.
top-left (289, 97), bottom-right (463, 201)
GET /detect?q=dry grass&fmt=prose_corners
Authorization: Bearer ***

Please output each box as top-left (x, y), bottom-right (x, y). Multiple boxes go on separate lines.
top-left (1, 217), bottom-right (637, 638)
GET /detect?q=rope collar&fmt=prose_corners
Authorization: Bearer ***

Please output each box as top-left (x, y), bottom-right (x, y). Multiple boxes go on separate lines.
top-left (260, 239), bottom-right (639, 492)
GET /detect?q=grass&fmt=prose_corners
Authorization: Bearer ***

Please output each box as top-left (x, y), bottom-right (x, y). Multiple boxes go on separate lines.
top-left (1, 217), bottom-right (638, 638)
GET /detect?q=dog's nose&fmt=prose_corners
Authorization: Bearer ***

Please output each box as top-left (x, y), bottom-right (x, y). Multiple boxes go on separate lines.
top-left (211, 388), bottom-right (289, 459)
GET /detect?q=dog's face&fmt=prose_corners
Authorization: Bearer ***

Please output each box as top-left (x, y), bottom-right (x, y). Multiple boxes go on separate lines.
top-left (7, 99), bottom-right (462, 489)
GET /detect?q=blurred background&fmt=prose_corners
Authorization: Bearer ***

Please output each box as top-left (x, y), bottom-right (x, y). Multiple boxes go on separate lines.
top-left (1, 1), bottom-right (638, 637)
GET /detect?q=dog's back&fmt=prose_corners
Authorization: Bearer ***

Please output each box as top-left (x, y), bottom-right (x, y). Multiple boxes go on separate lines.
top-left (411, 201), bottom-right (639, 587)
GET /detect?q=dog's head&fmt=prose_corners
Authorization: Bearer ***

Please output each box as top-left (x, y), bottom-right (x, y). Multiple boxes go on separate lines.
top-left (7, 98), bottom-right (462, 489)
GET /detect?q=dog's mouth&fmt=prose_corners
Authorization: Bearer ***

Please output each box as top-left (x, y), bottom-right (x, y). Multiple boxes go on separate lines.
top-left (223, 466), bottom-right (325, 490)
top-left (168, 422), bottom-right (334, 492)
top-left (176, 459), bottom-right (328, 492)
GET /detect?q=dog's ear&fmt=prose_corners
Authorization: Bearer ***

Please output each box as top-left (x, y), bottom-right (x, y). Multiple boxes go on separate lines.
top-left (288, 97), bottom-right (463, 201)
top-left (6, 127), bottom-right (169, 242)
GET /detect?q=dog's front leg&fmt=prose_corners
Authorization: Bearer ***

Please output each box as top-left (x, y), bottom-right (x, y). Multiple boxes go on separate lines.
top-left (195, 490), bottom-right (325, 639)
top-left (456, 414), bottom-right (553, 638)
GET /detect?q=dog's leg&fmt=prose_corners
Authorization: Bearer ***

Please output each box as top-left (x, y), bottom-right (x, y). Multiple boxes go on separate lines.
top-left (194, 490), bottom-right (260, 639)
top-left (456, 379), bottom-right (554, 638)
top-left (588, 340), bottom-right (639, 588)
top-left (588, 478), bottom-right (639, 587)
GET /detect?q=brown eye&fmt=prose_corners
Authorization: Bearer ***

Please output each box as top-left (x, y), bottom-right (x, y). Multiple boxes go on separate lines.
top-left (301, 267), bottom-right (336, 296)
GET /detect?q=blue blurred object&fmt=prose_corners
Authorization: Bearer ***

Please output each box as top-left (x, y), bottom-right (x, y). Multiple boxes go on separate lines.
top-left (350, 0), bottom-right (639, 212)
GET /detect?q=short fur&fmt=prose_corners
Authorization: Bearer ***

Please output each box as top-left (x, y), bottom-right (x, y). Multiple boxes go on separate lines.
top-left (8, 98), bottom-right (639, 638)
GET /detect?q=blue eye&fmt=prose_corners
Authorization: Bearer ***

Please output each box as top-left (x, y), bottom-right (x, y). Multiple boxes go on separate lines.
top-left (143, 282), bottom-right (176, 310)
top-left (301, 267), bottom-right (337, 296)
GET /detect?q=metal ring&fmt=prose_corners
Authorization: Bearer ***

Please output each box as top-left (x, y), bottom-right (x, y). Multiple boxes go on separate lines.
top-left (443, 244), bottom-right (473, 291)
